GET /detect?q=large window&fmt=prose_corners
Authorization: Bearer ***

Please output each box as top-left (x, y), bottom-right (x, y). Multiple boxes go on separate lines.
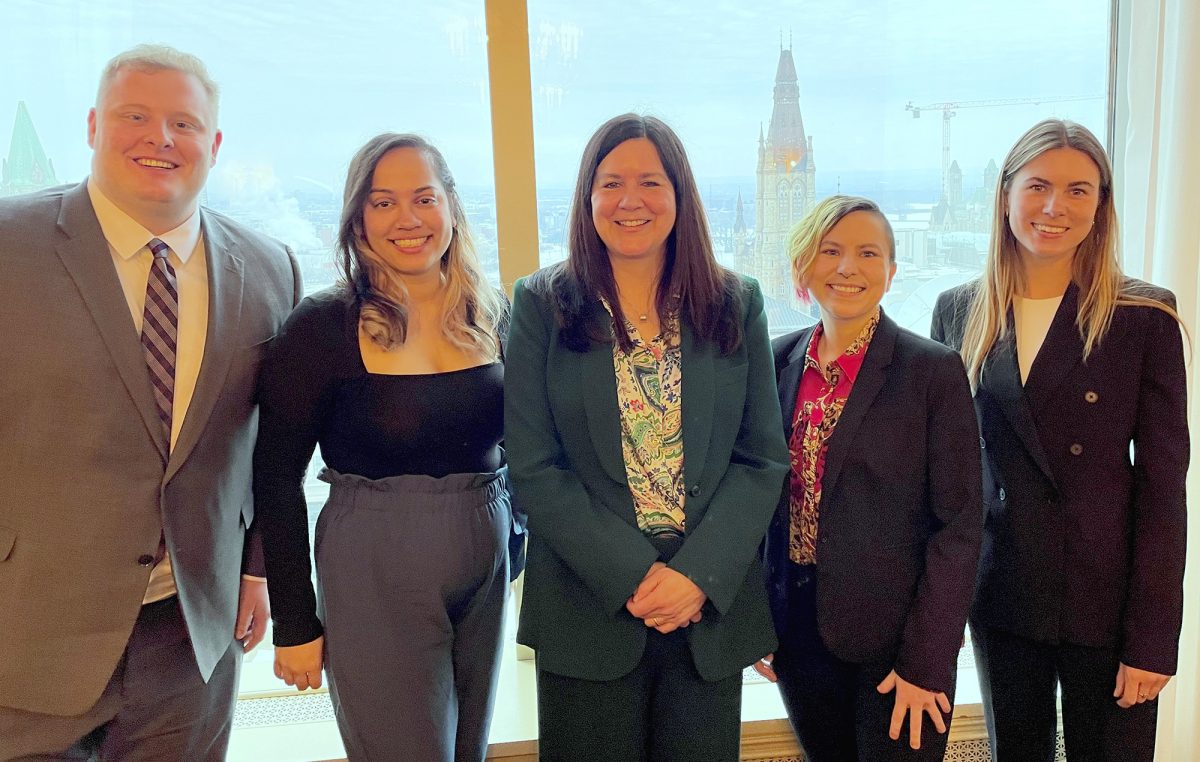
top-left (1, 0), bottom-right (1122, 756)
top-left (0, 0), bottom-right (498, 700)
top-left (527, 0), bottom-right (1109, 337)
top-left (525, 0), bottom-right (1111, 704)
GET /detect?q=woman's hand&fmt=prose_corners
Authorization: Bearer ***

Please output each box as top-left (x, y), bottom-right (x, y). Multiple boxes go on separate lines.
top-left (625, 564), bottom-right (707, 633)
top-left (752, 653), bottom-right (777, 683)
top-left (876, 669), bottom-right (951, 750)
top-left (1114, 662), bottom-right (1171, 708)
top-left (274, 636), bottom-right (325, 691)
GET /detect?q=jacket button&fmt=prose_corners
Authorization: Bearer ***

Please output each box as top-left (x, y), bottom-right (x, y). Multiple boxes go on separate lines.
top-left (689, 485), bottom-right (701, 497)
top-left (1084, 391), bottom-right (1099, 403)
top-left (979, 437), bottom-right (986, 449)
top-left (999, 488), bottom-right (1006, 501)
top-left (1069, 443), bottom-right (1084, 456)
top-left (137, 554), bottom-right (155, 566)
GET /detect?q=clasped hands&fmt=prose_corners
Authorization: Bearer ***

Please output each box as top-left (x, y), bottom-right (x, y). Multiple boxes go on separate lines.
top-left (625, 561), bottom-right (706, 634)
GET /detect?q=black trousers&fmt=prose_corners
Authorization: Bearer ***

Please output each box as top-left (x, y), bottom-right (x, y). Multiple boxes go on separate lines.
top-left (971, 623), bottom-right (1159, 762)
top-left (773, 565), bottom-right (954, 762)
top-left (535, 629), bottom-right (742, 762)
top-left (0, 597), bottom-right (240, 762)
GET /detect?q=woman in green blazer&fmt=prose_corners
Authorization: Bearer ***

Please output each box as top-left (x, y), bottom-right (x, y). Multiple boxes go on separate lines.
top-left (504, 113), bottom-right (789, 761)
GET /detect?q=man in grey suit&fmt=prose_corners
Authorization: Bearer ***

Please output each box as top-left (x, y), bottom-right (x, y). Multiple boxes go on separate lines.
top-left (0, 44), bottom-right (301, 760)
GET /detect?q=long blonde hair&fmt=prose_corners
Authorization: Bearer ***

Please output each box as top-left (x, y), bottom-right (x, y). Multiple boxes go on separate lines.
top-left (960, 119), bottom-right (1180, 388)
top-left (337, 133), bottom-right (503, 358)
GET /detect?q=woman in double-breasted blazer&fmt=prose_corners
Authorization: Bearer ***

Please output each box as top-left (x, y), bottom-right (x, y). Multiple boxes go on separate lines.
top-left (505, 114), bottom-right (789, 762)
top-left (931, 119), bottom-right (1189, 762)
top-left (758, 196), bottom-right (982, 762)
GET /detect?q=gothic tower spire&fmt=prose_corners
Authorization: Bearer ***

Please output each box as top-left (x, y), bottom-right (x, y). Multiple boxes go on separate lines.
top-left (2, 101), bottom-right (57, 197)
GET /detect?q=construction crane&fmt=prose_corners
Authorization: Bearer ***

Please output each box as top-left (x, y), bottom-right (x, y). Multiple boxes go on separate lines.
top-left (905, 95), bottom-right (1103, 198)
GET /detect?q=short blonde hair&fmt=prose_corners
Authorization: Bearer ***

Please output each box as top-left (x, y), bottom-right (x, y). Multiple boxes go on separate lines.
top-left (787, 195), bottom-right (894, 303)
top-left (97, 44), bottom-right (220, 124)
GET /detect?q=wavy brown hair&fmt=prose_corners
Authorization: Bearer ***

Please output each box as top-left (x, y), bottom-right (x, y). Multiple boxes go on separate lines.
top-left (337, 133), bottom-right (503, 358)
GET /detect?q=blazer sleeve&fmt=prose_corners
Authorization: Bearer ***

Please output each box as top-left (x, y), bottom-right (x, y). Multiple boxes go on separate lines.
top-left (1121, 304), bottom-right (1189, 675)
top-left (242, 245), bottom-right (304, 578)
top-left (669, 281), bottom-right (790, 614)
top-left (504, 280), bottom-right (660, 616)
top-left (893, 349), bottom-right (984, 693)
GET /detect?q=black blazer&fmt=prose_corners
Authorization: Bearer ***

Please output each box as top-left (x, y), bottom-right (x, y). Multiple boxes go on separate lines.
top-left (931, 280), bottom-right (1189, 675)
top-left (766, 312), bottom-right (983, 693)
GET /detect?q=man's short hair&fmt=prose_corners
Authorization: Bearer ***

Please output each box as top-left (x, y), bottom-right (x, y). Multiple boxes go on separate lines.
top-left (96, 44), bottom-right (220, 124)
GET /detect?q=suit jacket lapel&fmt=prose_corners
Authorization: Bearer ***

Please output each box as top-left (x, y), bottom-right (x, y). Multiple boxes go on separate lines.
top-left (777, 326), bottom-right (816, 442)
top-left (1022, 283), bottom-right (1083, 417)
top-left (166, 212), bottom-right (245, 482)
top-left (819, 313), bottom-right (895, 503)
top-left (680, 321), bottom-right (713, 494)
top-left (579, 301), bottom-right (627, 485)
top-left (981, 310), bottom-right (1057, 483)
top-left (54, 182), bottom-right (167, 462)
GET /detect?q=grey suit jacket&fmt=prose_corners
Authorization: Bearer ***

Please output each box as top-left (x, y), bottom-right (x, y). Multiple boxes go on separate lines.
top-left (0, 181), bottom-right (301, 715)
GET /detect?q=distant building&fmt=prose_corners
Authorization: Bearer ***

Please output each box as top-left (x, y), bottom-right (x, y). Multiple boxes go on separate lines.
top-left (747, 46), bottom-right (815, 301)
top-left (1, 101), bottom-right (57, 197)
top-left (732, 190), bottom-right (748, 261)
top-left (946, 159), bottom-right (962, 207)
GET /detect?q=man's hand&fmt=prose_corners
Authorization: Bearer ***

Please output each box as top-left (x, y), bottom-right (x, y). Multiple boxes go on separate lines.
top-left (877, 670), bottom-right (951, 750)
top-left (235, 576), bottom-right (269, 652)
top-left (1114, 662), bottom-right (1171, 708)
top-left (625, 564), bottom-right (706, 633)
top-left (274, 636), bottom-right (325, 691)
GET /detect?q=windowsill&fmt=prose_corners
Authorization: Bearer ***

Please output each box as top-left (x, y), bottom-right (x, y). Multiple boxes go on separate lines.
top-left (229, 648), bottom-right (987, 761)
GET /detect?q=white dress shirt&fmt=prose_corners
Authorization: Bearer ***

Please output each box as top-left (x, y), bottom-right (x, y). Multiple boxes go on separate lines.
top-left (87, 178), bottom-right (209, 603)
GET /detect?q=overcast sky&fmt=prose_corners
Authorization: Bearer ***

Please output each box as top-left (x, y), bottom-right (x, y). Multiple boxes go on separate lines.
top-left (1, 0), bottom-right (1109, 195)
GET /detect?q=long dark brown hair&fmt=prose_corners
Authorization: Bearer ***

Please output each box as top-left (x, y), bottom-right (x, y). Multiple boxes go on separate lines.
top-left (529, 113), bottom-right (744, 354)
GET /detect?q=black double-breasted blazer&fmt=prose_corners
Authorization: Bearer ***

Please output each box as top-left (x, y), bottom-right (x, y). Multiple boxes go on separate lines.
top-left (766, 311), bottom-right (983, 693)
top-left (931, 280), bottom-right (1188, 675)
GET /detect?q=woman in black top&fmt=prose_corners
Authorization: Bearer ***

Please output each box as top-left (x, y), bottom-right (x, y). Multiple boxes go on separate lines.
top-left (253, 133), bottom-right (514, 762)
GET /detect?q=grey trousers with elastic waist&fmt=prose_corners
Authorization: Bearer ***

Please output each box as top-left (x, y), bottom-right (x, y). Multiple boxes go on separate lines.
top-left (315, 467), bottom-right (511, 762)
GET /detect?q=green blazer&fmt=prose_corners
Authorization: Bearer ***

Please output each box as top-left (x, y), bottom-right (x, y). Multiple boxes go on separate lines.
top-left (504, 273), bottom-right (788, 682)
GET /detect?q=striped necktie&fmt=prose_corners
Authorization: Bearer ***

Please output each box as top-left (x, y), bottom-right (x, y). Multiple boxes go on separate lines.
top-left (141, 238), bottom-right (178, 449)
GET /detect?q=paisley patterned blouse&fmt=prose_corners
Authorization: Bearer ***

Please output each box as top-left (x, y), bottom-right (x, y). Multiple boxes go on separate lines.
top-left (789, 312), bottom-right (879, 564)
top-left (602, 301), bottom-right (687, 538)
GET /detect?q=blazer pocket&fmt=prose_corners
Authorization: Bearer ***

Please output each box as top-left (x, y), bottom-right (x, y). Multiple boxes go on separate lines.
top-left (0, 525), bottom-right (15, 562)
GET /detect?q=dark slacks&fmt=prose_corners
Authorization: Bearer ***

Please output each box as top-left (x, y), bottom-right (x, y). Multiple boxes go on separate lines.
top-left (315, 468), bottom-right (511, 762)
top-left (0, 596), bottom-right (241, 762)
top-left (971, 623), bottom-right (1159, 762)
top-left (773, 565), bottom-right (954, 762)
top-left (535, 629), bottom-right (743, 762)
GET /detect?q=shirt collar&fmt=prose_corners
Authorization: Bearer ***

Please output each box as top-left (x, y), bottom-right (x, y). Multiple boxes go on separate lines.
top-left (87, 176), bottom-right (202, 263)
top-left (804, 310), bottom-right (880, 384)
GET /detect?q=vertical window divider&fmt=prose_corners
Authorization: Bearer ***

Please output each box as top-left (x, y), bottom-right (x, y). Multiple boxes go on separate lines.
top-left (485, 0), bottom-right (541, 294)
